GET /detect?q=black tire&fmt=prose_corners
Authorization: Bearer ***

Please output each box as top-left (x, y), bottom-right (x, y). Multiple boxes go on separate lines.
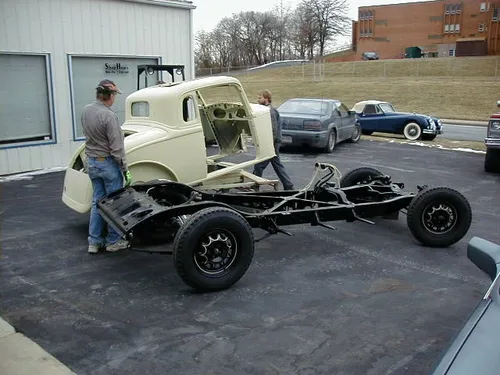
top-left (361, 130), bottom-right (373, 135)
top-left (421, 134), bottom-right (437, 141)
top-left (484, 148), bottom-right (500, 173)
top-left (172, 207), bottom-right (255, 292)
top-left (323, 130), bottom-right (336, 153)
top-left (349, 124), bottom-right (362, 143)
top-left (340, 167), bottom-right (384, 188)
top-left (407, 187), bottom-right (472, 248)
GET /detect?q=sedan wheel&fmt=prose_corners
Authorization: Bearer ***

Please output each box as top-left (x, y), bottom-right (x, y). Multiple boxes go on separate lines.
top-left (403, 122), bottom-right (422, 141)
top-left (324, 130), bottom-right (336, 153)
top-left (349, 124), bottom-right (361, 143)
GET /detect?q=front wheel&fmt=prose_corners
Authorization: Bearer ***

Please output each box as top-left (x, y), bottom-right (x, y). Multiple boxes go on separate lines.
top-left (349, 124), bottom-right (362, 143)
top-left (407, 187), bottom-right (472, 247)
top-left (172, 207), bottom-right (255, 292)
top-left (403, 122), bottom-right (422, 141)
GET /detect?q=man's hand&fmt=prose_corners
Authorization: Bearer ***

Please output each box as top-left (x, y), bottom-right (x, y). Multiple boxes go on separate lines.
top-left (123, 170), bottom-right (132, 187)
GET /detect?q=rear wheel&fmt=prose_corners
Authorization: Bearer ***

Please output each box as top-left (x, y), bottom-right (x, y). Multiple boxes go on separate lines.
top-left (324, 130), bottom-right (336, 153)
top-left (340, 167), bottom-right (384, 188)
top-left (407, 187), bottom-right (472, 247)
top-left (361, 130), bottom-right (373, 136)
top-left (173, 207), bottom-right (255, 292)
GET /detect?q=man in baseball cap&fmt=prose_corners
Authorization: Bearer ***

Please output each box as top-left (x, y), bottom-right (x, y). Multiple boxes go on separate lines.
top-left (96, 79), bottom-right (123, 94)
top-left (81, 78), bottom-right (131, 254)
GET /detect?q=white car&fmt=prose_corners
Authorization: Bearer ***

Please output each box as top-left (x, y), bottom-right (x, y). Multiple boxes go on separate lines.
top-left (62, 75), bottom-right (279, 213)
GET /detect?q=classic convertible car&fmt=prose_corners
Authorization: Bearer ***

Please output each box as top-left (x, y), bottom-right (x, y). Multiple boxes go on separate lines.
top-left (62, 75), bottom-right (281, 214)
top-left (352, 100), bottom-right (443, 141)
top-left (278, 98), bottom-right (361, 153)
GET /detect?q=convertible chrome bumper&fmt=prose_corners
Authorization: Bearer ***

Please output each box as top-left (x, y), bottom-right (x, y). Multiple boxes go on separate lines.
top-left (485, 137), bottom-right (500, 148)
top-left (423, 129), bottom-right (443, 135)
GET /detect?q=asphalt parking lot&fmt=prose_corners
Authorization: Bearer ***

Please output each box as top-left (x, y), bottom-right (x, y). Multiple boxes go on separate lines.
top-left (1, 139), bottom-right (500, 375)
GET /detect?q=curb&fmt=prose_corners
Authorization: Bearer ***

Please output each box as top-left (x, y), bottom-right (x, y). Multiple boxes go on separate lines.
top-left (441, 118), bottom-right (489, 126)
top-left (0, 317), bottom-right (76, 375)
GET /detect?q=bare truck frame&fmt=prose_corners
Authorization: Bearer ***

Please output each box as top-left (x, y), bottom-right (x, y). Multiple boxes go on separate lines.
top-left (97, 163), bottom-right (473, 292)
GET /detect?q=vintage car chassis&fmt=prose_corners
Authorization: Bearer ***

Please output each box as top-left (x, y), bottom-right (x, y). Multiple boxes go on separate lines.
top-left (97, 163), bottom-right (472, 292)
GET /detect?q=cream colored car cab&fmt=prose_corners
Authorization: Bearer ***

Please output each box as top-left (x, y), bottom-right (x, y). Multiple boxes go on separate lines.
top-left (62, 76), bottom-right (278, 213)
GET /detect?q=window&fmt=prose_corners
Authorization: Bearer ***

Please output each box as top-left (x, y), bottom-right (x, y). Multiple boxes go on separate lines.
top-left (336, 102), bottom-right (350, 116)
top-left (0, 53), bottom-right (55, 147)
top-left (450, 24), bottom-right (455, 32)
top-left (480, 2), bottom-right (487, 12)
top-left (493, 8), bottom-right (499, 20)
top-left (182, 96), bottom-right (197, 122)
top-left (449, 49), bottom-right (455, 56)
top-left (455, 24), bottom-right (460, 32)
top-left (362, 104), bottom-right (377, 114)
top-left (69, 55), bottom-right (159, 139)
top-left (444, 24), bottom-right (450, 32)
top-left (131, 101), bottom-right (149, 117)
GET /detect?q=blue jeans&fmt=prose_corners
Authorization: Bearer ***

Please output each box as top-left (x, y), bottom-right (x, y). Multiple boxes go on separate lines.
top-left (87, 157), bottom-right (123, 246)
top-left (253, 142), bottom-right (294, 190)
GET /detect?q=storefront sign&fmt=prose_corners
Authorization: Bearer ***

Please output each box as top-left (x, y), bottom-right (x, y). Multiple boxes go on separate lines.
top-left (104, 62), bottom-right (129, 74)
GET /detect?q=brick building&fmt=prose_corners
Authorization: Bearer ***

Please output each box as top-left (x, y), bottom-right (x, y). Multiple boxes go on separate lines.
top-left (350, 0), bottom-right (500, 60)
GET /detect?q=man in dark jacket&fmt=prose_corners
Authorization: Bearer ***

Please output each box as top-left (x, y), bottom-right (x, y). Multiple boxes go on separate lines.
top-left (252, 89), bottom-right (294, 190)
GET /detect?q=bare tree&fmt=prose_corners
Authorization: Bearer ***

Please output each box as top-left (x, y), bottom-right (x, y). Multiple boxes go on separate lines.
top-left (194, 0), bottom-right (350, 70)
top-left (307, 0), bottom-right (351, 56)
top-left (194, 30), bottom-right (214, 68)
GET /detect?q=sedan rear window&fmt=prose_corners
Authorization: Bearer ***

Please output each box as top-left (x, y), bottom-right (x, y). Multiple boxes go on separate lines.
top-left (279, 100), bottom-right (329, 115)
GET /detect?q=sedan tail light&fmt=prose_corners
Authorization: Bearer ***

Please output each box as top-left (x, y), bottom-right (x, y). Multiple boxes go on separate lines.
top-left (303, 120), bottom-right (322, 130)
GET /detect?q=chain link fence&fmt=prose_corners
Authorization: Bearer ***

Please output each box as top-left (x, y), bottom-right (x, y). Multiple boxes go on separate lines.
top-left (196, 56), bottom-right (500, 81)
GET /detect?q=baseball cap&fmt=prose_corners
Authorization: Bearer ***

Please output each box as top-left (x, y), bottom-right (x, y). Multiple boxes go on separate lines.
top-left (97, 79), bottom-right (123, 94)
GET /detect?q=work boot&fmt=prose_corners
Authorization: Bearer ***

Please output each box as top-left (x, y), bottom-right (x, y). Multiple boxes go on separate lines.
top-left (105, 239), bottom-right (129, 252)
top-left (88, 244), bottom-right (101, 254)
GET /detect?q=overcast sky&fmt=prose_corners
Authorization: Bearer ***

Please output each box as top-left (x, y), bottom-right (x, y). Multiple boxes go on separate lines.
top-left (192, 0), bottom-right (425, 34)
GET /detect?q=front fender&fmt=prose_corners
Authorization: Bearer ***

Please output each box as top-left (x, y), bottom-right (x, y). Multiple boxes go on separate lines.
top-left (395, 116), bottom-right (427, 132)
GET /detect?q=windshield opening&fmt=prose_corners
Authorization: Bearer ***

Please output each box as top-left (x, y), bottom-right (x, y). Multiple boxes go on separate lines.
top-left (379, 103), bottom-right (396, 113)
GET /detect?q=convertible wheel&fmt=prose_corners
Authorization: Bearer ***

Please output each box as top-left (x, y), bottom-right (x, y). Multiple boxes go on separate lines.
top-left (349, 124), bottom-right (362, 143)
top-left (407, 187), bottom-right (472, 247)
top-left (403, 122), bottom-right (422, 141)
top-left (172, 207), bottom-right (255, 292)
top-left (340, 167), bottom-right (383, 187)
top-left (324, 130), bottom-right (336, 153)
